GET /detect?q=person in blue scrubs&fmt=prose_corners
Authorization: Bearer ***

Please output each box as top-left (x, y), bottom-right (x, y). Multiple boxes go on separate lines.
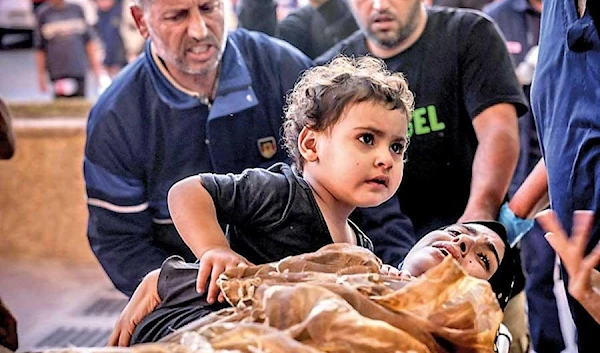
top-left (531, 1), bottom-right (600, 351)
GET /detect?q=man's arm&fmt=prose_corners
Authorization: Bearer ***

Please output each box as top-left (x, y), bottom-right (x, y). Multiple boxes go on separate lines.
top-left (85, 170), bottom-right (170, 297)
top-left (457, 14), bottom-right (526, 222)
top-left (85, 107), bottom-right (171, 296)
top-left (459, 103), bottom-right (520, 222)
top-left (509, 158), bottom-right (548, 219)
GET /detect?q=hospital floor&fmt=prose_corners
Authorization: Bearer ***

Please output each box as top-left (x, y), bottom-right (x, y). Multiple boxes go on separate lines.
top-left (0, 257), bottom-right (127, 351)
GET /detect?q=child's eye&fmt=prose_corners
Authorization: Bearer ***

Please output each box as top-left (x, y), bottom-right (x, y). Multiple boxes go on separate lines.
top-left (359, 134), bottom-right (375, 145)
top-left (390, 142), bottom-right (405, 154)
top-left (478, 253), bottom-right (491, 271)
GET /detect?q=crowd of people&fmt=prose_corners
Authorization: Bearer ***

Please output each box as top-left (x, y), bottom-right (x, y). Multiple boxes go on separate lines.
top-left (1, 0), bottom-right (599, 352)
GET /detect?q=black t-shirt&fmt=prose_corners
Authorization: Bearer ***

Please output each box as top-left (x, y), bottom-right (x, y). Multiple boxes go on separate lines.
top-left (201, 163), bottom-right (373, 265)
top-left (131, 163), bottom-right (374, 343)
top-left (316, 7), bottom-right (527, 252)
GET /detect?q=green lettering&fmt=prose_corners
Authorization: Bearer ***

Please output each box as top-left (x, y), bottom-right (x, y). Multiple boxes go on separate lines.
top-left (412, 107), bottom-right (430, 135)
top-left (427, 105), bottom-right (445, 132)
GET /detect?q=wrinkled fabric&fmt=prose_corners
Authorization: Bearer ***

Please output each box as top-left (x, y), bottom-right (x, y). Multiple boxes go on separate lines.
top-left (158, 244), bottom-right (502, 352)
top-left (49, 244), bottom-right (503, 353)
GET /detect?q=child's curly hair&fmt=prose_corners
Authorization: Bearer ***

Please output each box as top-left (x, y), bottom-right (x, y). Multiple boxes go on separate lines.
top-left (283, 55), bottom-right (414, 171)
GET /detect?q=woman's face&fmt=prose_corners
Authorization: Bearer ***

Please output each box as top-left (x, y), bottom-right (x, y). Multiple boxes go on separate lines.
top-left (402, 223), bottom-right (506, 280)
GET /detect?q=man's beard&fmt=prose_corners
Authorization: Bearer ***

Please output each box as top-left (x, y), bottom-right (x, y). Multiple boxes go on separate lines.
top-left (365, 2), bottom-right (422, 49)
top-left (149, 28), bottom-right (225, 76)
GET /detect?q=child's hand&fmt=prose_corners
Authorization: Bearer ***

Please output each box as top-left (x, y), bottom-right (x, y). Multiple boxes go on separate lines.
top-left (197, 247), bottom-right (253, 304)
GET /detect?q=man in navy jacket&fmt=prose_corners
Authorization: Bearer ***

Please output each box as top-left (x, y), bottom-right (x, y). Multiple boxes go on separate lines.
top-left (84, 0), bottom-right (311, 296)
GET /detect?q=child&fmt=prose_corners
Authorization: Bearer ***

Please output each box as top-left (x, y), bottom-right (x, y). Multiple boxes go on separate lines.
top-left (167, 56), bottom-right (414, 304)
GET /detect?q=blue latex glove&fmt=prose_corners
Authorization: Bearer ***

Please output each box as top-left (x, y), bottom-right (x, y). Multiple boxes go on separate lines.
top-left (497, 202), bottom-right (535, 247)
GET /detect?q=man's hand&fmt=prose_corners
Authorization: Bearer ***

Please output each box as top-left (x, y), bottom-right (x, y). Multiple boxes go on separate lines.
top-left (197, 247), bottom-right (253, 304)
top-left (536, 210), bottom-right (600, 324)
top-left (107, 269), bottom-right (161, 347)
top-left (498, 202), bottom-right (535, 247)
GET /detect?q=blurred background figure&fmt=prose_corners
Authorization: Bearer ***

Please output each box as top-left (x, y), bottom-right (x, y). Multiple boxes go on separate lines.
top-left (237, 0), bottom-right (358, 59)
top-left (119, 0), bottom-right (144, 62)
top-left (95, 0), bottom-right (127, 78)
top-left (34, 0), bottom-right (102, 98)
top-left (430, 0), bottom-right (493, 11)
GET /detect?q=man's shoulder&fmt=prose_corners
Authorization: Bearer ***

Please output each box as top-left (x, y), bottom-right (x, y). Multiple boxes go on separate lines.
top-left (428, 5), bottom-right (493, 28)
top-left (89, 58), bottom-right (149, 121)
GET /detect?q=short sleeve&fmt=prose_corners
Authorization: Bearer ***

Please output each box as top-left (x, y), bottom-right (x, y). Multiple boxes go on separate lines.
top-left (199, 166), bottom-right (292, 229)
top-left (459, 14), bottom-right (528, 118)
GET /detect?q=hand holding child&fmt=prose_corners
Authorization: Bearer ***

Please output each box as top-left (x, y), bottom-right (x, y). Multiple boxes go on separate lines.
top-left (197, 247), bottom-right (253, 304)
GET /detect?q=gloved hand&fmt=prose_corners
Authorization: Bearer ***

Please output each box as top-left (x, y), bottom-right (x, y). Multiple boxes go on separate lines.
top-left (498, 202), bottom-right (535, 247)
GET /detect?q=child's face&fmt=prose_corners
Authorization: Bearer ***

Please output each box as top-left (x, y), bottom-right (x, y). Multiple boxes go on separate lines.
top-left (309, 100), bottom-right (408, 209)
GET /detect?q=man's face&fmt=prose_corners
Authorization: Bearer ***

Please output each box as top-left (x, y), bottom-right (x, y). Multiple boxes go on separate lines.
top-left (348, 0), bottom-right (424, 49)
top-left (402, 223), bottom-right (506, 280)
top-left (134, 0), bottom-right (226, 76)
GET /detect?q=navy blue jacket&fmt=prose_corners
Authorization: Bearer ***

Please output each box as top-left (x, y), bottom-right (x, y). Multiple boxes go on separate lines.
top-left (84, 29), bottom-right (311, 296)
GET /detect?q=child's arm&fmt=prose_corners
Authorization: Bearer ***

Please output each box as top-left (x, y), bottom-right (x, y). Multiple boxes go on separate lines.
top-left (168, 176), bottom-right (252, 303)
